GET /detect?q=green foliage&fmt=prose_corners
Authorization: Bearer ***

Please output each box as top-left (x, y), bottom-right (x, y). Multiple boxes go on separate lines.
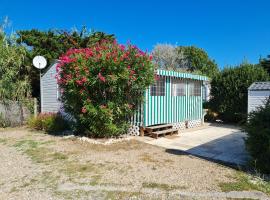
top-left (0, 29), bottom-right (31, 101)
top-left (209, 63), bottom-right (269, 123)
top-left (260, 55), bottom-right (270, 75)
top-left (17, 28), bottom-right (115, 64)
top-left (28, 113), bottom-right (69, 133)
top-left (176, 46), bottom-right (219, 78)
top-left (204, 108), bottom-right (218, 122)
top-left (58, 41), bottom-right (155, 137)
top-left (244, 99), bottom-right (270, 173)
top-left (219, 172), bottom-right (270, 195)
top-left (17, 28), bottom-right (115, 97)
top-left (0, 113), bottom-right (10, 127)
top-left (152, 44), bottom-right (219, 78)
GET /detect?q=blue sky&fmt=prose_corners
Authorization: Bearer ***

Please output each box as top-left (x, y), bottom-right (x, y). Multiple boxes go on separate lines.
top-left (0, 0), bottom-right (269, 68)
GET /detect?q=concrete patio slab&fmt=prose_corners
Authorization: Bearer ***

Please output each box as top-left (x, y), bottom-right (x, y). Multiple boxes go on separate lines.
top-left (139, 124), bottom-right (250, 166)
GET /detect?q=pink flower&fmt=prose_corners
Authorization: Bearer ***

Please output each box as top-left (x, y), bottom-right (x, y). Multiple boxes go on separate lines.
top-left (81, 77), bottom-right (87, 83)
top-left (100, 104), bottom-right (107, 109)
top-left (76, 80), bottom-right (83, 86)
top-left (98, 72), bottom-right (106, 82)
top-left (81, 107), bottom-right (87, 113)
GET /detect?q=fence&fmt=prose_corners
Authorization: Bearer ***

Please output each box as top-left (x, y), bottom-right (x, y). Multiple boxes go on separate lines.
top-left (0, 99), bottom-right (37, 127)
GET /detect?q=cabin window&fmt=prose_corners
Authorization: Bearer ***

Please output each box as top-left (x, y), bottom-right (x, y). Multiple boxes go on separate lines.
top-left (189, 81), bottom-right (201, 96)
top-left (172, 79), bottom-right (186, 96)
top-left (150, 76), bottom-right (165, 96)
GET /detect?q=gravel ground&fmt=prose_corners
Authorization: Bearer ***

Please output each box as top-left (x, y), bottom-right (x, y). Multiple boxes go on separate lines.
top-left (0, 128), bottom-right (269, 200)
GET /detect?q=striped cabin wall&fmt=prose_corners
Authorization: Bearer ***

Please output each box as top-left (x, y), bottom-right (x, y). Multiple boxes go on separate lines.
top-left (129, 70), bottom-right (207, 127)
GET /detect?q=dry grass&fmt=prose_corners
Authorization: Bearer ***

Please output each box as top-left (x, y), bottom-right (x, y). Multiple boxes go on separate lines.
top-left (1, 127), bottom-right (269, 199)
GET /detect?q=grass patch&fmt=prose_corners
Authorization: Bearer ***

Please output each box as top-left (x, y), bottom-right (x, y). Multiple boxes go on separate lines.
top-left (85, 140), bottom-right (145, 152)
top-left (14, 139), bottom-right (54, 149)
top-left (0, 138), bottom-right (7, 144)
top-left (20, 178), bottom-right (38, 188)
top-left (142, 182), bottom-right (186, 191)
top-left (105, 191), bottom-right (142, 200)
top-left (219, 172), bottom-right (270, 195)
top-left (61, 161), bottom-right (104, 181)
top-left (13, 139), bottom-right (66, 163)
top-left (140, 154), bottom-right (160, 164)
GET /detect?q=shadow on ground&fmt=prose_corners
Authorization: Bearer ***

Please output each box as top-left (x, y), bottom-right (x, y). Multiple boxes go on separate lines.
top-left (165, 130), bottom-right (251, 169)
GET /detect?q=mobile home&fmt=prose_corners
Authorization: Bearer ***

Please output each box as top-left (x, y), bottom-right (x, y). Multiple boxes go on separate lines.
top-left (41, 62), bottom-right (208, 137)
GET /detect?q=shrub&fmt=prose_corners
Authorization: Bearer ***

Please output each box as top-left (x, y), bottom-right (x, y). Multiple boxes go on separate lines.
top-left (209, 63), bottom-right (269, 123)
top-left (28, 113), bottom-right (69, 133)
top-left (0, 113), bottom-right (10, 127)
top-left (57, 40), bottom-right (155, 137)
top-left (204, 109), bottom-right (218, 122)
top-left (244, 98), bottom-right (270, 173)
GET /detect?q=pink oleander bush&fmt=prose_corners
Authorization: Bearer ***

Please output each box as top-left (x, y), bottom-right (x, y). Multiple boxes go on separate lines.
top-left (56, 40), bottom-right (155, 137)
top-left (28, 113), bottom-right (69, 133)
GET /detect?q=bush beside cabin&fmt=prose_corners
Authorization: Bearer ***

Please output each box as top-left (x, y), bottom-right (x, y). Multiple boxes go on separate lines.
top-left (41, 62), bottom-right (208, 135)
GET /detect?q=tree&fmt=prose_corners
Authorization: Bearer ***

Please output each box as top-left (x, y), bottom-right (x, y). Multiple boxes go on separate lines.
top-left (209, 63), bottom-right (269, 123)
top-left (152, 44), bottom-right (219, 78)
top-left (177, 46), bottom-right (219, 78)
top-left (152, 44), bottom-right (187, 71)
top-left (0, 26), bottom-right (30, 102)
top-left (57, 41), bottom-right (155, 137)
top-left (16, 28), bottom-right (115, 97)
top-left (260, 55), bottom-right (270, 75)
top-left (17, 28), bottom-right (115, 63)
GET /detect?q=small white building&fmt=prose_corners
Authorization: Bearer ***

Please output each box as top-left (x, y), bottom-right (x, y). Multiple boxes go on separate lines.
top-left (41, 61), bottom-right (61, 113)
top-left (248, 82), bottom-right (270, 113)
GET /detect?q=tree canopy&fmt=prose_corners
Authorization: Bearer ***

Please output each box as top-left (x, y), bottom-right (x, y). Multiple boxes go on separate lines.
top-left (260, 55), bottom-right (270, 75)
top-left (152, 44), bottom-right (187, 71)
top-left (152, 44), bottom-right (219, 78)
top-left (0, 30), bottom-right (30, 101)
top-left (176, 46), bottom-right (219, 78)
top-left (16, 28), bottom-right (115, 97)
top-left (209, 63), bottom-right (269, 123)
top-left (17, 28), bottom-right (115, 65)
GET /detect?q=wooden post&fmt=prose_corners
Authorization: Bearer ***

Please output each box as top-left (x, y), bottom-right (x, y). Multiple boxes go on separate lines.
top-left (34, 98), bottom-right (38, 117)
top-left (139, 127), bottom-right (144, 137)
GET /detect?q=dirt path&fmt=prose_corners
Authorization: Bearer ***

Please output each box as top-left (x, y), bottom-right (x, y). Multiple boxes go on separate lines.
top-left (0, 128), bottom-right (269, 200)
top-left (0, 144), bottom-right (60, 200)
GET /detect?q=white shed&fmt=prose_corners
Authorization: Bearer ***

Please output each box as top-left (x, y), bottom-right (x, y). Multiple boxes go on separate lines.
top-left (248, 82), bottom-right (270, 113)
top-left (41, 61), bottom-right (61, 113)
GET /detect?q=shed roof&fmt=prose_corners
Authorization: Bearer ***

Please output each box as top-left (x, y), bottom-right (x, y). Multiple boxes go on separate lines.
top-left (157, 69), bottom-right (208, 81)
top-left (248, 82), bottom-right (270, 91)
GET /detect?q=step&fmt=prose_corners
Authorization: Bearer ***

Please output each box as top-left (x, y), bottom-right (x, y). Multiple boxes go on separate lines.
top-left (145, 124), bottom-right (173, 132)
top-left (151, 128), bottom-right (178, 139)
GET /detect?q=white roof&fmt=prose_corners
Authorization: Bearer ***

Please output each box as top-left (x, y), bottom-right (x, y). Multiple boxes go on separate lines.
top-left (248, 82), bottom-right (270, 91)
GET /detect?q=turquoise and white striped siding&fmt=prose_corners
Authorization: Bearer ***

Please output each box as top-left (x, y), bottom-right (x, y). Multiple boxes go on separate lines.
top-left (130, 70), bottom-right (208, 127)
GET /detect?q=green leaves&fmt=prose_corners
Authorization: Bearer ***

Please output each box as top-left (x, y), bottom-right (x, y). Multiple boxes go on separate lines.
top-left (209, 63), bottom-right (269, 123)
top-left (152, 44), bottom-right (219, 78)
top-left (58, 41), bottom-right (155, 137)
top-left (177, 46), bottom-right (219, 78)
top-left (0, 30), bottom-right (31, 101)
top-left (245, 99), bottom-right (270, 173)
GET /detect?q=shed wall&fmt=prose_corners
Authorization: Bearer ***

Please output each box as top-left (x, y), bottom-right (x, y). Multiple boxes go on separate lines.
top-left (41, 63), bottom-right (61, 113)
top-left (248, 90), bottom-right (270, 113)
